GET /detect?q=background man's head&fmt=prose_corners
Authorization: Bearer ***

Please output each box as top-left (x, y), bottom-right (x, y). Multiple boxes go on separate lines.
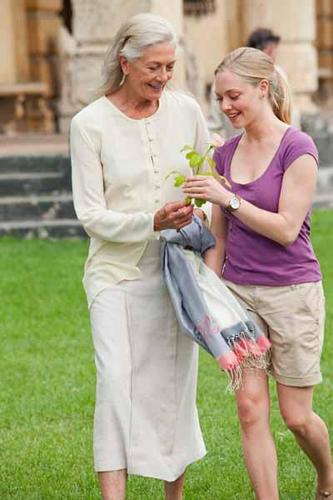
top-left (246, 28), bottom-right (281, 62)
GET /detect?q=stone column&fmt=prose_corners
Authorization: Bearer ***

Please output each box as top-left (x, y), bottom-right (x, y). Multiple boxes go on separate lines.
top-left (316, 0), bottom-right (333, 106)
top-left (57, 0), bottom-right (184, 132)
top-left (0, 0), bottom-right (30, 84)
top-left (241, 0), bottom-right (318, 113)
top-left (26, 0), bottom-right (62, 97)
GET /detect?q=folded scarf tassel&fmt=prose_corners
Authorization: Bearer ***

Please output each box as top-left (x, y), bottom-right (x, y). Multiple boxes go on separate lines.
top-left (217, 333), bottom-right (271, 392)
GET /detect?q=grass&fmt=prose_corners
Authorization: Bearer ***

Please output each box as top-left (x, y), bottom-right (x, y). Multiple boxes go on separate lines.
top-left (0, 210), bottom-right (332, 499)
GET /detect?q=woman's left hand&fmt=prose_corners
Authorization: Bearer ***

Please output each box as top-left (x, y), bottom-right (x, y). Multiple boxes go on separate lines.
top-left (183, 176), bottom-right (231, 206)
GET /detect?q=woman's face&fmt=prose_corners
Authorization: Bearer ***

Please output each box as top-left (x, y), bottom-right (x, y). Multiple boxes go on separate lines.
top-left (121, 42), bottom-right (176, 101)
top-left (215, 70), bottom-right (266, 129)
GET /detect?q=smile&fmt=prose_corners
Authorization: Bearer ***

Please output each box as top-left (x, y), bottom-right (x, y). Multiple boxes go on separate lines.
top-left (227, 112), bottom-right (241, 119)
top-left (148, 83), bottom-right (164, 90)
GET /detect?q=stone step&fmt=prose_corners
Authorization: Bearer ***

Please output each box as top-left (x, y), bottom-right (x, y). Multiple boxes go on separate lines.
top-left (316, 165), bottom-right (333, 192)
top-left (313, 136), bottom-right (333, 166)
top-left (0, 151), bottom-right (330, 238)
top-left (0, 193), bottom-right (75, 221)
top-left (313, 192), bottom-right (333, 209)
top-left (0, 219), bottom-right (85, 238)
top-left (0, 133), bottom-right (68, 158)
top-left (0, 155), bottom-right (70, 174)
top-left (0, 171), bottom-right (70, 196)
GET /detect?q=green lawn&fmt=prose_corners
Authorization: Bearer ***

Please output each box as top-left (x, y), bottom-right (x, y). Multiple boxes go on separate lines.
top-left (0, 210), bottom-right (332, 499)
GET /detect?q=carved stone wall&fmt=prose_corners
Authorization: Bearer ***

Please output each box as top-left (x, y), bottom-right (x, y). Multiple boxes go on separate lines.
top-left (72, 0), bottom-right (150, 42)
top-left (0, 0), bottom-right (326, 133)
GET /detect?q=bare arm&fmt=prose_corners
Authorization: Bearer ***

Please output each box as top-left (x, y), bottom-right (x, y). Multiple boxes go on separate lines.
top-left (231, 155), bottom-right (317, 246)
top-left (204, 204), bottom-right (228, 276)
top-left (183, 154), bottom-right (317, 247)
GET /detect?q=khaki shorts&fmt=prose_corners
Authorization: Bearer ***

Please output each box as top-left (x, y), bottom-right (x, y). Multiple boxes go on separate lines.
top-left (223, 279), bottom-right (326, 387)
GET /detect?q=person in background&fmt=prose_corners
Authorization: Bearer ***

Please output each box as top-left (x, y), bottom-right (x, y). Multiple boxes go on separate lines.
top-left (246, 27), bottom-right (280, 61)
top-left (246, 27), bottom-right (300, 129)
top-left (70, 13), bottom-right (209, 500)
top-left (183, 47), bottom-right (333, 500)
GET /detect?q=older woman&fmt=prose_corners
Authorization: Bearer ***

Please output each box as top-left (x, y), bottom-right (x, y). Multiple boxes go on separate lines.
top-left (70, 13), bottom-right (209, 500)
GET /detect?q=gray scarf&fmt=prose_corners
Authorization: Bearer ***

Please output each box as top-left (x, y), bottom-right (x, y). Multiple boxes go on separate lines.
top-left (161, 216), bottom-right (271, 390)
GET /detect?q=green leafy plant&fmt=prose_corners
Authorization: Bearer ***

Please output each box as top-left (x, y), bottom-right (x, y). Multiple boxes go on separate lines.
top-left (166, 144), bottom-right (230, 207)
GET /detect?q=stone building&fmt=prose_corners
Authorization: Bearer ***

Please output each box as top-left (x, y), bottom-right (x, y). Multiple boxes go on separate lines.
top-left (0, 0), bottom-right (332, 133)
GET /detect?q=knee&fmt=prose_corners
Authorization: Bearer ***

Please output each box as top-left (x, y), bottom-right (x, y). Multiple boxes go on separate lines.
top-left (237, 394), bottom-right (267, 430)
top-left (281, 409), bottom-right (311, 436)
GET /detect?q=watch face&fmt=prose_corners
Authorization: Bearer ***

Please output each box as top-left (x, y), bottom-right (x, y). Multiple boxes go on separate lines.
top-left (230, 196), bottom-right (240, 210)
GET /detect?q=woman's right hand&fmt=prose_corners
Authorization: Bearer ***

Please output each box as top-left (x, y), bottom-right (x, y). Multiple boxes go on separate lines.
top-left (154, 201), bottom-right (194, 231)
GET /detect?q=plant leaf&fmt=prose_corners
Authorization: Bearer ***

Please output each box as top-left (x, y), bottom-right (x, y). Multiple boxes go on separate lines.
top-left (194, 198), bottom-right (207, 207)
top-left (185, 151), bottom-right (196, 160)
top-left (174, 175), bottom-right (186, 187)
top-left (197, 157), bottom-right (205, 169)
top-left (189, 154), bottom-right (202, 168)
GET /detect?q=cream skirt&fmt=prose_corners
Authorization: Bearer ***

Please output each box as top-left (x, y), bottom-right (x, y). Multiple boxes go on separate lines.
top-left (89, 240), bottom-right (206, 481)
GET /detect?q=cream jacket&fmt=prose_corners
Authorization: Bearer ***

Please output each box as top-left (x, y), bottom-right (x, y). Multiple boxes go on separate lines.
top-left (70, 90), bottom-right (210, 307)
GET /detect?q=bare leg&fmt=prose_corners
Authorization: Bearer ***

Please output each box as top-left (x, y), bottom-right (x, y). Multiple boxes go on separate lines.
top-left (277, 384), bottom-right (333, 495)
top-left (235, 369), bottom-right (279, 500)
top-left (164, 472), bottom-right (185, 500)
top-left (98, 470), bottom-right (127, 500)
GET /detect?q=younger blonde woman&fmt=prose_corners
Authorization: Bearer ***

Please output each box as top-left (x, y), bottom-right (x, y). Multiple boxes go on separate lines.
top-left (183, 47), bottom-right (333, 500)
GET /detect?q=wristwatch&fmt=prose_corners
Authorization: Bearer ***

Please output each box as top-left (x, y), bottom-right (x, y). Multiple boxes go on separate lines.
top-left (225, 194), bottom-right (241, 212)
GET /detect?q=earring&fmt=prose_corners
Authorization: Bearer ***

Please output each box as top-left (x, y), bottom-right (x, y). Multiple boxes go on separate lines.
top-left (119, 73), bottom-right (126, 86)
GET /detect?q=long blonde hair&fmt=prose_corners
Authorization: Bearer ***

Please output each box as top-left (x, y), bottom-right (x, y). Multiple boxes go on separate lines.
top-left (215, 47), bottom-right (292, 124)
top-left (98, 13), bottom-right (177, 96)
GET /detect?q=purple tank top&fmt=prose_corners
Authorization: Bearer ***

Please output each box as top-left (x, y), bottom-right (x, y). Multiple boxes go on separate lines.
top-left (214, 127), bottom-right (322, 286)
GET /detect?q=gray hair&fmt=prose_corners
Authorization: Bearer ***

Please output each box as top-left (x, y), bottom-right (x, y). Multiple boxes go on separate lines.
top-left (99, 13), bottom-right (178, 96)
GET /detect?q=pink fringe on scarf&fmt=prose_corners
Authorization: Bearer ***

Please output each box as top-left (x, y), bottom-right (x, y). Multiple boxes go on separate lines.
top-left (217, 335), bottom-right (271, 392)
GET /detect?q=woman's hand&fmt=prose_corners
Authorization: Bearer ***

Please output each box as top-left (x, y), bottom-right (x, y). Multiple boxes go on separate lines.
top-left (154, 201), bottom-right (194, 231)
top-left (182, 176), bottom-right (232, 207)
